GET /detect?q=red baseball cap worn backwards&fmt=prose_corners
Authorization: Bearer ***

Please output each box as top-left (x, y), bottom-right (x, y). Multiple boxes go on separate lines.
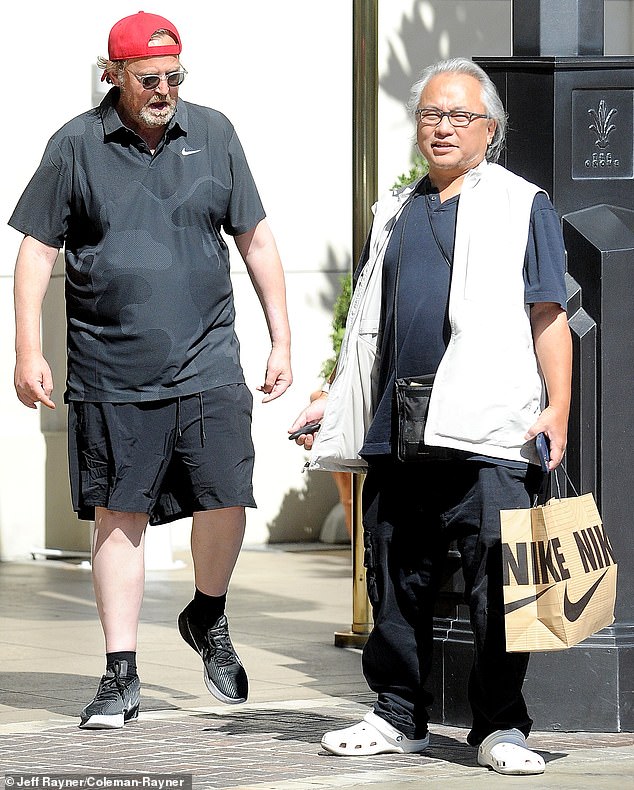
top-left (107, 10), bottom-right (181, 60)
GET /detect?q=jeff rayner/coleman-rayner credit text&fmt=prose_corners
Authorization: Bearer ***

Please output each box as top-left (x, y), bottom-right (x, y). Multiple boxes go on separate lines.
top-left (5, 776), bottom-right (192, 790)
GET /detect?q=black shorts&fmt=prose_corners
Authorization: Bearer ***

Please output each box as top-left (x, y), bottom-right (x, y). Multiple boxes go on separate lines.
top-left (68, 385), bottom-right (256, 525)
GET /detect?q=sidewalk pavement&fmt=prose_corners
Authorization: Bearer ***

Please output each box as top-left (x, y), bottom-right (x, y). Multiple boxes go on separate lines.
top-left (1, 543), bottom-right (633, 789)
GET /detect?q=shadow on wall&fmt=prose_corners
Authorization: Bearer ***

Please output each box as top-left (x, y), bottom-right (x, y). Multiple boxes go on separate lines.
top-left (267, 466), bottom-right (339, 543)
top-left (381, 1), bottom-right (511, 107)
top-left (318, 245), bottom-right (353, 316)
top-left (265, 245), bottom-right (352, 545)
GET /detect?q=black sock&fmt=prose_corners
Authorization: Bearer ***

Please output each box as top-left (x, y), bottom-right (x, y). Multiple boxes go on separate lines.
top-left (106, 651), bottom-right (137, 678)
top-left (191, 588), bottom-right (226, 627)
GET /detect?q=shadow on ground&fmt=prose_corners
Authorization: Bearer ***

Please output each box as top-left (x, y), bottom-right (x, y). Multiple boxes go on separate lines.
top-left (0, 672), bottom-right (197, 716)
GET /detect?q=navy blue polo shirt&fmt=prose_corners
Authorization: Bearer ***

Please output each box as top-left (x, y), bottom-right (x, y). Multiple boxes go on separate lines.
top-left (9, 89), bottom-right (265, 402)
top-left (360, 178), bottom-right (568, 460)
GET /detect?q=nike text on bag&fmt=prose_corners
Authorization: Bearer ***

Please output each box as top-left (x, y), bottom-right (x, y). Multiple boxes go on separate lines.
top-left (500, 492), bottom-right (617, 652)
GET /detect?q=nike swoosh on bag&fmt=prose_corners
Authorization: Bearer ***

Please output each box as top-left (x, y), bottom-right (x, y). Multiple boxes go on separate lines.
top-left (504, 586), bottom-right (554, 615)
top-left (563, 570), bottom-right (609, 622)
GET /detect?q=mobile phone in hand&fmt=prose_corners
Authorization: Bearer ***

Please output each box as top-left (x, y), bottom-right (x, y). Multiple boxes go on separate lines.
top-left (288, 422), bottom-right (321, 441)
top-left (536, 432), bottom-right (550, 472)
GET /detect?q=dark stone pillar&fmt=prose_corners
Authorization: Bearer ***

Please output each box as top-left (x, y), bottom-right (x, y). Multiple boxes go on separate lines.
top-left (522, 206), bottom-right (634, 732)
top-left (480, 57), bottom-right (634, 217)
top-left (513, 0), bottom-right (604, 56)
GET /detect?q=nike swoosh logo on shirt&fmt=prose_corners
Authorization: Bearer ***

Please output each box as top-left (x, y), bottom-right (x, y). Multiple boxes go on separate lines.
top-left (181, 147), bottom-right (202, 156)
top-left (563, 570), bottom-right (609, 622)
top-left (504, 586), bottom-right (553, 615)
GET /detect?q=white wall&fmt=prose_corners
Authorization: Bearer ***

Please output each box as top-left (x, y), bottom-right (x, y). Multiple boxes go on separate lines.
top-left (1, 0), bottom-right (352, 557)
top-left (378, 1), bottom-right (511, 197)
top-left (1, 0), bottom-right (632, 558)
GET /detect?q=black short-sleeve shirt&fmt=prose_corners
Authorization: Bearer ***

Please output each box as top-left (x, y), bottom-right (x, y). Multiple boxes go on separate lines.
top-left (360, 180), bottom-right (567, 459)
top-left (9, 89), bottom-right (266, 402)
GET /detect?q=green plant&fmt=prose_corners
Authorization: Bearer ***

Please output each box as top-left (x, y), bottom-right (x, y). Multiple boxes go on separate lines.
top-left (391, 154), bottom-right (429, 189)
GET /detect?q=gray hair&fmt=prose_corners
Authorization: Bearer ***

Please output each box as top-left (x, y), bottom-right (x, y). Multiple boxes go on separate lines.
top-left (97, 57), bottom-right (125, 85)
top-left (407, 57), bottom-right (507, 163)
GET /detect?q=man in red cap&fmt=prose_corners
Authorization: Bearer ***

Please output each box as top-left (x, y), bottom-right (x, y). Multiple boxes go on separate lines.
top-left (10, 11), bottom-right (292, 729)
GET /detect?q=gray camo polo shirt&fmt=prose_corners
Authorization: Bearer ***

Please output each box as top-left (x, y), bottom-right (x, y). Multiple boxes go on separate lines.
top-left (9, 88), bottom-right (266, 403)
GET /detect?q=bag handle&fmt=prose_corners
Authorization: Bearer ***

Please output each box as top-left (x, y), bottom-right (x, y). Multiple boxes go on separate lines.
top-left (534, 461), bottom-right (579, 506)
top-left (555, 462), bottom-right (579, 497)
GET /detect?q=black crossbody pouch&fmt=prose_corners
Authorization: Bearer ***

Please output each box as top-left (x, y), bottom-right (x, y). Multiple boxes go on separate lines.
top-left (395, 374), bottom-right (437, 461)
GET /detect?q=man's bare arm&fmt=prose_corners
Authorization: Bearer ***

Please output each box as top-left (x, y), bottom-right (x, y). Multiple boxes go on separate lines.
top-left (234, 219), bottom-right (292, 402)
top-left (526, 302), bottom-right (572, 469)
top-left (14, 236), bottom-right (59, 409)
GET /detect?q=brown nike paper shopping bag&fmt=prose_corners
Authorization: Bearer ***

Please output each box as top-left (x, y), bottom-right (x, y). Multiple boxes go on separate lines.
top-left (500, 492), bottom-right (617, 652)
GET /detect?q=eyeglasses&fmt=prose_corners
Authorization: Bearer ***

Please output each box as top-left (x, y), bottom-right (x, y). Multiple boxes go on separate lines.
top-left (127, 68), bottom-right (188, 91)
top-left (415, 109), bottom-right (491, 127)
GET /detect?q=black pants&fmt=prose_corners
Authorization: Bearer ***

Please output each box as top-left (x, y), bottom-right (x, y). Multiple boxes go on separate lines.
top-left (361, 459), bottom-right (544, 746)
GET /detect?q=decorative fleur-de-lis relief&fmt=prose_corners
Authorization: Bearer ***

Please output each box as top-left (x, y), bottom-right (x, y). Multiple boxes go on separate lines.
top-left (588, 100), bottom-right (617, 149)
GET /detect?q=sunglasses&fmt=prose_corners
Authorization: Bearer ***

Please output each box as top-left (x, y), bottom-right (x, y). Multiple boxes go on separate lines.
top-left (127, 68), bottom-right (188, 91)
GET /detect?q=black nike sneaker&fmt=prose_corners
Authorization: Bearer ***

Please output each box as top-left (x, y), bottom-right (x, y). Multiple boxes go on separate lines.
top-left (178, 605), bottom-right (248, 704)
top-left (79, 660), bottom-right (140, 729)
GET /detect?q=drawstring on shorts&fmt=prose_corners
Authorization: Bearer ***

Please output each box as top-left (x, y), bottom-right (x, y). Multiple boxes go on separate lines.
top-left (175, 393), bottom-right (206, 446)
top-left (198, 392), bottom-right (207, 446)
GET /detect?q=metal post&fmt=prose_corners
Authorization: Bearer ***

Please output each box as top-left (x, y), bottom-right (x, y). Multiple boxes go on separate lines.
top-left (351, 0), bottom-right (379, 267)
top-left (335, 474), bottom-right (372, 647)
top-left (334, 0), bottom-right (377, 649)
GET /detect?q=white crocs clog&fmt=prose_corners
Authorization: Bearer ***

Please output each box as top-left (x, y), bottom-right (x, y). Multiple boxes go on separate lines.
top-left (321, 710), bottom-right (430, 756)
top-left (478, 728), bottom-right (545, 775)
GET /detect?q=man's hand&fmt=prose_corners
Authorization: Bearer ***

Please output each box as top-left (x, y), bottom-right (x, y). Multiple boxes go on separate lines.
top-left (525, 404), bottom-right (568, 471)
top-left (14, 352), bottom-right (55, 410)
top-left (288, 390), bottom-right (328, 449)
top-left (257, 345), bottom-right (292, 402)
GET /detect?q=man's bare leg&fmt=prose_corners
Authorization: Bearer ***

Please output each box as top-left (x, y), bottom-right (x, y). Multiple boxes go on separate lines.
top-left (190, 506), bottom-right (246, 595)
top-left (92, 507), bottom-right (148, 651)
top-left (80, 507), bottom-right (147, 729)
